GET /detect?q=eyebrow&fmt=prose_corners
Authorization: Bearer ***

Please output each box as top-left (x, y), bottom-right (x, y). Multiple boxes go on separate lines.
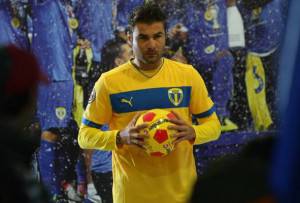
top-left (154, 32), bottom-right (164, 36)
top-left (138, 31), bottom-right (165, 37)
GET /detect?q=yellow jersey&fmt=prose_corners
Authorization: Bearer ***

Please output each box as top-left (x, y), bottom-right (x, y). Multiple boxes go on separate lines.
top-left (79, 58), bottom-right (221, 203)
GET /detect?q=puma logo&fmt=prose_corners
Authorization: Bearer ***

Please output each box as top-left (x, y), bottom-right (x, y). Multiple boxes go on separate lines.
top-left (121, 97), bottom-right (133, 107)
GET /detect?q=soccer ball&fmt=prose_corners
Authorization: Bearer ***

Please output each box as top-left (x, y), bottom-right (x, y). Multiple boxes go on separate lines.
top-left (136, 109), bottom-right (177, 157)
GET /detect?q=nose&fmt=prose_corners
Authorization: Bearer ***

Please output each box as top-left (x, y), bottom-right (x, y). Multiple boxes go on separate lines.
top-left (147, 38), bottom-right (156, 49)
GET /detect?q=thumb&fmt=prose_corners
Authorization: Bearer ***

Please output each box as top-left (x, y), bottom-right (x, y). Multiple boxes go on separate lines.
top-left (129, 112), bottom-right (142, 126)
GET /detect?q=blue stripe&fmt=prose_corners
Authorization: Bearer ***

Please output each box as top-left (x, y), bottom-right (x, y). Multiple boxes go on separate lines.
top-left (110, 86), bottom-right (191, 113)
top-left (193, 105), bottom-right (216, 118)
top-left (82, 118), bottom-right (103, 129)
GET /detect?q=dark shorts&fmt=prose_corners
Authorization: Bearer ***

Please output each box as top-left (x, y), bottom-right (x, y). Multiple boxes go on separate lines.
top-left (91, 171), bottom-right (113, 203)
top-left (37, 80), bottom-right (74, 131)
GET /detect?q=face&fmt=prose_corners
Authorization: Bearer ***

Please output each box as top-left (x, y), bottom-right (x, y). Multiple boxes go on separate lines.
top-left (115, 43), bottom-right (132, 66)
top-left (130, 22), bottom-right (166, 66)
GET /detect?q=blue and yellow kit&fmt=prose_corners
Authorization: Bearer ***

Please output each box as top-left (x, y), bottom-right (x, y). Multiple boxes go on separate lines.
top-left (79, 58), bottom-right (221, 203)
top-left (30, 0), bottom-right (74, 130)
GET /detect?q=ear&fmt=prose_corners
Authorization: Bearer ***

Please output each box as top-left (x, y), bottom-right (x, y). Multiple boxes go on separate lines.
top-left (114, 57), bottom-right (122, 66)
top-left (127, 33), bottom-right (132, 47)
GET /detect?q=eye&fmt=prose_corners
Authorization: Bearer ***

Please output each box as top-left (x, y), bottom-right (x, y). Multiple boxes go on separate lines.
top-left (154, 33), bottom-right (164, 40)
top-left (138, 35), bottom-right (148, 40)
top-left (154, 34), bottom-right (163, 39)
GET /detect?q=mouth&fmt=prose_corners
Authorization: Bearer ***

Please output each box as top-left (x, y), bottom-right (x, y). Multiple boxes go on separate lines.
top-left (145, 52), bottom-right (158, 57)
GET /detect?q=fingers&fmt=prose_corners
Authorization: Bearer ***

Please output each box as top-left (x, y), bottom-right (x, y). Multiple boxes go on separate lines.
top-left (168, 111), bottom-right (186, 125)
top-left (168, 124), bottom-right (187, 131)
top-left (173, 137), bottom-right (187, 145)
top-left (130, 131), bottom-right (148, 140)
top-left (171, 131), bottom-right (187, 139)
top-left (168, 118), bottom-right (185, 125)
top-left (129, 136), bottom-right (147, 149)
top-left (133, 123), bottom-right (148, 131)
top-left (171, 131), bottom-right (191, 146)
top-left (131, 139), bottom-right (147, 149)
top-left (130, 112), bottom-right (142, 126)
top-left (170, 110), bottom-right (181, 120)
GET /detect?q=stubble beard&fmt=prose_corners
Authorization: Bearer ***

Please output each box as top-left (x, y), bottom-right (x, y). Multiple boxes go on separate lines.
top-left (142, 52), bottom-right (162, 65)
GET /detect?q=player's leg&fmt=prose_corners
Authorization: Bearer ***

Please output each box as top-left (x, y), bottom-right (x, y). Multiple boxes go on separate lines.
top-left (59, 119), bottom-right (88, 202)
top-left (229, 49), bottom-right (252, 130)
top-left (76, 151), bottom-right (88, 198)
top-left (91, 171), bottom-right (113, 203)
top-left (39, 130), bottom-right (63, 199)
top-left (37, 81), bottom-right (74, 202)
top-left (261, 51), bottom-right (279, 129)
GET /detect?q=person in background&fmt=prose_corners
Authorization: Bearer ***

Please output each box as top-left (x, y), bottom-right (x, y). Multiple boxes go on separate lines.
top-left (0, 0), bottom-right (30, 50)
top-left (271, 0), bottom-right (300, 201)
top-left (189, 136), bottom-right (275, 203)
top-left (170, 0), bottom-right (238, 132)
top-left (0, 44), bottom-right (50, 203)
top-left (115, 0), bottom-right (144, 31)
top-left (29, 1), bottom-right (86, 202)
top-left (233, 0), bottom-right (287, 131)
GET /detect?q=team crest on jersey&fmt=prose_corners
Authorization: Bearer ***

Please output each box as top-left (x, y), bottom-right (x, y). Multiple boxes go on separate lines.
top-left (88, 88), bottom-right (96, 104)
top-left (11, 17), bottom-right (20, 28)
top-left (55, 107), bottom-right (66, 120)
top-left (251, 7), bottom-right (262, 22)
top-left (168, 88), bottom-right (183, 106)
top-left (68, 18), bottom-right (79, 29)
top-left (204, 44), bottom-right (216, 54)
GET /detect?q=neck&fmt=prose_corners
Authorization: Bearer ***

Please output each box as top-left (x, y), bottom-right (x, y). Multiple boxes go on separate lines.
top-left (133, 58), bottom-right (163, 70)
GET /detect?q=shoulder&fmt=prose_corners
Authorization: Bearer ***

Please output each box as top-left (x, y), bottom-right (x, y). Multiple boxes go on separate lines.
top-left (102, 61), bottom-right (131, 78)
top-left (164, 58), bottom-right (199, 76)
top-left (98, 61), bottom-right (132, 84)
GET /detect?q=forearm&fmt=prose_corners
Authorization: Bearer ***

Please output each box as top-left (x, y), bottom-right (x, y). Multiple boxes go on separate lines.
top-left (78, 125), bottom-right (118, 150)
top-left (192, 114), bottom-right (221, 145)
top-left (83, 149), bottom-right (93, 183)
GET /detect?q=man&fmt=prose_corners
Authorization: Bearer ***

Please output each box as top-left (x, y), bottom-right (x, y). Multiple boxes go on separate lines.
top-left (78, 2), bottom-right (221, 203)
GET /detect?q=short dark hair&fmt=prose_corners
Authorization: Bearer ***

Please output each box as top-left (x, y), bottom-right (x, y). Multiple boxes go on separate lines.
top-left (89, 38), bottom-right (126, 82)
top-left (101, 38), bottom-right (127, 70)
top-left (128, 2), bottom-right (167, 33)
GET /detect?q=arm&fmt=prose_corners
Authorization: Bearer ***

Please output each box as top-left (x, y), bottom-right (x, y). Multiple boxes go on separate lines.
top-left (192, 112), bottom-right (221, 145)
top-left (78, 76), bottom-right (148, 150)
top-left (78, 125), bottom-right (118, 150)
top-left (190, 66), bottom-right (221, 144)
top-left (168, 111), bottom-right (221, 145)
top-left (78, 115), bottom-right (149, 150)
top-left (169, 66), bottom-right (221, 145)
top-left (78, 75), bottom-right (118, 151)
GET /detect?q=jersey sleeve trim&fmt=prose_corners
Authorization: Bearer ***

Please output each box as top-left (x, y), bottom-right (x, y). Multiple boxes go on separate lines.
top-left (82, 118), bottom-right (103, 129)
top-left (193, 105), bottom-right (216, 118)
